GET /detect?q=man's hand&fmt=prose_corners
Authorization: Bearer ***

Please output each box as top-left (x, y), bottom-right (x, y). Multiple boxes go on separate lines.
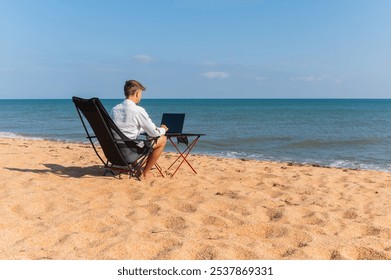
top-left (161, 124), bottom-right (169, 131)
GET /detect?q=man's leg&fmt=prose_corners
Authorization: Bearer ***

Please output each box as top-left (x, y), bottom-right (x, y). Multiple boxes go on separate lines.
top-left (142, 136), bottom-right (167, 178)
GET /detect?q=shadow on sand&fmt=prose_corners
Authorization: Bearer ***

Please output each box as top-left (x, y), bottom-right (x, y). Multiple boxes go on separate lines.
top-left (4, 164), bottom-right (107, 178)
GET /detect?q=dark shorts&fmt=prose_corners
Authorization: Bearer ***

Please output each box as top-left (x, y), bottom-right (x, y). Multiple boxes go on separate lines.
top-left (118, 141), bottom-right (153, 164)
top-left (119, 146), bottom-right (143, 163)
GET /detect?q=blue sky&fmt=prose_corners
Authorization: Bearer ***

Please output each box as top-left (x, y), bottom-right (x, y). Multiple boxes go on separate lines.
top-left (1, 0), bottom-right (390, 99)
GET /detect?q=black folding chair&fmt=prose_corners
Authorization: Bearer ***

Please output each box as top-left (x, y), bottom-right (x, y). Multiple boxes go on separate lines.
top-left (72, 97), bottom-right (163, 180)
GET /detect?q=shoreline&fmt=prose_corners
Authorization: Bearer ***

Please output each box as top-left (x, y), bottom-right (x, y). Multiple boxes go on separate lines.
top-left (1, 137), bottom-right (391, 260)
top-left (0, 136), bottom-right (388, 174)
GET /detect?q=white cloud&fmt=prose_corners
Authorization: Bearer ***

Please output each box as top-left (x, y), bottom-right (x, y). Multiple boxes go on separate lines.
top-left (133, 54), bottom-right (154, 64)
top-left (202, 71), bottom-right (230, 79)
top-left (289, 75), bottom-right (324, 82)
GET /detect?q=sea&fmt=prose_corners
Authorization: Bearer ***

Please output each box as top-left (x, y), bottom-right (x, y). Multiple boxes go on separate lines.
top-left (1, 99), bottom-right (391, 172)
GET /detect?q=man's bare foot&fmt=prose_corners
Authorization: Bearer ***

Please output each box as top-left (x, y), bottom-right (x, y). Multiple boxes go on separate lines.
top-left (141, 171), bottom-right (154, 180)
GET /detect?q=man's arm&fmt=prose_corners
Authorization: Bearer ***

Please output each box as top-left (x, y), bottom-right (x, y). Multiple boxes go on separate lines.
top-left (137, 108), bottom-right (167, 137)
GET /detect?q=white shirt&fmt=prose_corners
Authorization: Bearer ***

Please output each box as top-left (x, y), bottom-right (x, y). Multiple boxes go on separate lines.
top-left (111, 99), bottom-right (165, 140)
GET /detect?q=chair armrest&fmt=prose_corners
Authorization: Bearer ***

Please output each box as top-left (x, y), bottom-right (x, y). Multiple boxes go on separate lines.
top-left (113, 137), bottom-right (159, 143)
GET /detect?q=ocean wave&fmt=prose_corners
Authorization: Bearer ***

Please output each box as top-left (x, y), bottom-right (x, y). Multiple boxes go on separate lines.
top-left (329, 160), bottom-right (391, 172)
top-left (0, 131), bottom-right (43, 140)
top-left (283, 138), bottom-right (381, 149)
top-left (203, 150), bottom-right (391, 172)
top-left (0, 131), bottom-right (90, 143)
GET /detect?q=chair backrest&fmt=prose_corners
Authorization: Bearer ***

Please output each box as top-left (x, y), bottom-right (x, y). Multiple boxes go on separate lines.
top-left (72, 97), bottom-right (130, 166)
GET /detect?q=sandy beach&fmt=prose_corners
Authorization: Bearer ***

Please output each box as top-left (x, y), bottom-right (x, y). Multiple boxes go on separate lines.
top-left (1, 137), bottom-right (391, 260)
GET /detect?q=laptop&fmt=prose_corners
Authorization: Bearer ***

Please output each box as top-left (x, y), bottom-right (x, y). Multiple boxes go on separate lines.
top-left (160, 113), bottom-right (185, 134)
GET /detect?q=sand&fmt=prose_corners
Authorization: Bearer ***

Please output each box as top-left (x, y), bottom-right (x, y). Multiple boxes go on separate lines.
top-left (1, 137), bottom-right (391, 260)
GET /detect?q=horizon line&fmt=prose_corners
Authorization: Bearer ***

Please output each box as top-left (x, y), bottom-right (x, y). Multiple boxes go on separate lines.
top-left (1, 97), bottom-right (391, 100)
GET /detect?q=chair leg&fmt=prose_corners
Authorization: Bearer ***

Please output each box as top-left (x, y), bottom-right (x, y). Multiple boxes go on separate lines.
top-left (103, 167), bottom-right (115, 176)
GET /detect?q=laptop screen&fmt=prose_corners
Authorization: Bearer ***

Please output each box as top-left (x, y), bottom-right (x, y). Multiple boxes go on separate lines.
top-left (161, 113), bottom-right (185, 134)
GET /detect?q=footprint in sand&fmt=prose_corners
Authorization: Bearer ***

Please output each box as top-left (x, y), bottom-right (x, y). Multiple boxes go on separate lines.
top-left (175, 201), bottom-right (197, 213)
top-left (356, 247), bottom-right (390, 260)
top-left (196, 245), bottom-right (217, 260)
top-left (126, 191), bottom-right (144, 201)
top-left (281, 248), bottom-right (297, 258)
top-left (342, 208), bottom-right (358, 219)
top-left (234, 246), bottom-right (258, 259)
top-left (146, 203), bottom-right (161, 215)
top-left (202, 216), bottom-right (228, 228)
top-left (228, 204), bottom-right (251, 216)
top-left (266, 208), bottom-right (284, 222)
top-left (302, 211), bottom-right (326, 225)
top-left (363, 226), bottom-right (381, 236)
top-left (153, 240), bottom-right (183, 260)
top-left (290, 229), bottom-right (313, 248)
top-left (330, 250), bottom-right (344, 260)
top-left (165, 216), bottom-right (187, 231)
top-left (255, 225), bottom-right (288, 239)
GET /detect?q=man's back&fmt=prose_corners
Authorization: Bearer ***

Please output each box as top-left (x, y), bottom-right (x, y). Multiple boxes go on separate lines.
top-left (112, 99), bottom-right (165, 139)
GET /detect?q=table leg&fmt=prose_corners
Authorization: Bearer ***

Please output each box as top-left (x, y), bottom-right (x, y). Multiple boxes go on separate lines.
top-left (167, 136), bottom-right (200, 177)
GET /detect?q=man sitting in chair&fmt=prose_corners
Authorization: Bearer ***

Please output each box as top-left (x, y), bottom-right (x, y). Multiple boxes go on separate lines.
top-left (111, 79), bottom-right (168, 179)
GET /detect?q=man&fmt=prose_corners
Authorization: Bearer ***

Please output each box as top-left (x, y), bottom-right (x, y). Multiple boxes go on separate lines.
top-left (112, 80), bottom-right (168, 179)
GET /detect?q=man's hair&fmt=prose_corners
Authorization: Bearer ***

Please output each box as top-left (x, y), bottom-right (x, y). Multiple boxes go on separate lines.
top-left (124, 80), bottom-right (146, 98)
